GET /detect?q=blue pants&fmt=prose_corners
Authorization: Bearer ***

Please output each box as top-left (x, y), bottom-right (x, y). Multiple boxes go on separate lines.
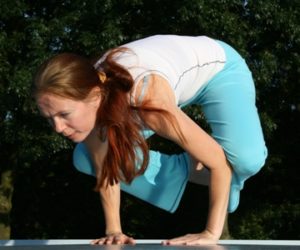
top-left (180, 41), bottom-right (268, 212)
top-left (73, 41), bottom-right (268, 213)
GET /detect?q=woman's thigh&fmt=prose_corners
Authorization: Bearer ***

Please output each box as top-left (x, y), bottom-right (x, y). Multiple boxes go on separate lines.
top-left (192, 60), bottom-right (267, 187)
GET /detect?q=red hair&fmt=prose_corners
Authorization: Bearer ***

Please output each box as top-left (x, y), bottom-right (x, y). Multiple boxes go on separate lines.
top-left (95, 48), bottom-right (150, 187)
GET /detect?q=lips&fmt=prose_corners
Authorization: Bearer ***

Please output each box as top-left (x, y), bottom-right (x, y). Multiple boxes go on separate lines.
top-left (63, 132), bottom-right (75, 138)
top-left (68, 133), bottom-right (76, 139)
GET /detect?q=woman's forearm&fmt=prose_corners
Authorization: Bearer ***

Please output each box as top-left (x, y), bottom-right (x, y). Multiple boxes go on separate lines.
top-left (205, 160), bottom-right (232, 238)
top-left (99, 182), bottom-right (123, 235)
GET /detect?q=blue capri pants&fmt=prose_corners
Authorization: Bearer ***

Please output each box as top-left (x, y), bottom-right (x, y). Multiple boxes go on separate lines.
top-left (73, 41), bottom-right (268, 213)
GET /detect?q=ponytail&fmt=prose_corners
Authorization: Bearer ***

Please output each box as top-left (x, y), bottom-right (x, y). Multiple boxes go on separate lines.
top-left (95, 48), bottom-right (149, 188)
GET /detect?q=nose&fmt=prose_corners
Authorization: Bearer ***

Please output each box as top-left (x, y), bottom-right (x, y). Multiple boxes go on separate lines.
top-left (52, 117), bottom-right (66, 134)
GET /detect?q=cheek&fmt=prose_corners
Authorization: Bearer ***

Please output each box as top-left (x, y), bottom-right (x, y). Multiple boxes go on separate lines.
top-left (78, 110), bottom-right (97, 129)
top-left (88, 106), bottom-right (99, 124)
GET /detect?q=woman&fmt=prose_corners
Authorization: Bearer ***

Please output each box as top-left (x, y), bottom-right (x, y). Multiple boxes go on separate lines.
top-left (34, 35), bottom-right (267, 245)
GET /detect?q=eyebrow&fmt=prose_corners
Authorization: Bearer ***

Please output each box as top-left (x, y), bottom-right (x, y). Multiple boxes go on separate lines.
top-left (40, 111), bottom-right (66, 119)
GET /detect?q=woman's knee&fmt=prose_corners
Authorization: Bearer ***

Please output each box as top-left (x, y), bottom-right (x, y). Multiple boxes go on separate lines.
top-left (229, 145), bottom-right (268, 177)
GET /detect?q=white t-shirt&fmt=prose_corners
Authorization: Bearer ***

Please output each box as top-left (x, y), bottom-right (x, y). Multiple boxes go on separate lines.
top-left (96, 35), bottom-right (226, 105)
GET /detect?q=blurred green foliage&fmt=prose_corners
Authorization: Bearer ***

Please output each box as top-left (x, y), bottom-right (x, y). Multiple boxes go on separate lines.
top-left (0, 0), bottom-right (299, 240)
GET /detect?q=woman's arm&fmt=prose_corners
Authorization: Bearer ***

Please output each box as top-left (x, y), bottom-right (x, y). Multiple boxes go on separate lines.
top-left (151, 105), bottom-right (231, 244)
top-left (90, 182), bottom-right (135, 245)
top-left (100, 182), bottom-right (122, 236)
top-left (137, 74), bottom-right (232, 245)
top-left (84, 130), bottom-right (135, 245)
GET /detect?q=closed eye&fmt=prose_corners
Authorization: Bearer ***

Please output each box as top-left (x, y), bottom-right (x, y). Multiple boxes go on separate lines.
top-left (60, 112), bottom-right (70, 118)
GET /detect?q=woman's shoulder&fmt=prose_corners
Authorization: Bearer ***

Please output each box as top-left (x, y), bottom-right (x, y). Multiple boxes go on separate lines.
top-left (132, 74), bottom-right (177, 108)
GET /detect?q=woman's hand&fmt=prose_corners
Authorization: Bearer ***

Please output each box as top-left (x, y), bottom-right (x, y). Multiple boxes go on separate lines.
top-left (91, 232), bottom-right (135, 245)
top-left (162, 230), bottom-right (219, 246)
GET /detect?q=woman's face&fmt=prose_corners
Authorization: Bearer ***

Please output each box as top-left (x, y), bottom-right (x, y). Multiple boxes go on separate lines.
top-left (37, 91), bottom-right (101, 143)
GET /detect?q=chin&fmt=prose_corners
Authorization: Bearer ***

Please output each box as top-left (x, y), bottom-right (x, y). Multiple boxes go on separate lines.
top-left (71, 138), bottom-right (82, 143)
top-left (68, 134), bottom-right (87, 143)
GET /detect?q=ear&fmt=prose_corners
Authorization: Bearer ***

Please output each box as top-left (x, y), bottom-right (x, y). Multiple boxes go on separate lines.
top-left (88, 86), bottom-right (102, 108)
top-left (90, 86), bottom-right (101, 96)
